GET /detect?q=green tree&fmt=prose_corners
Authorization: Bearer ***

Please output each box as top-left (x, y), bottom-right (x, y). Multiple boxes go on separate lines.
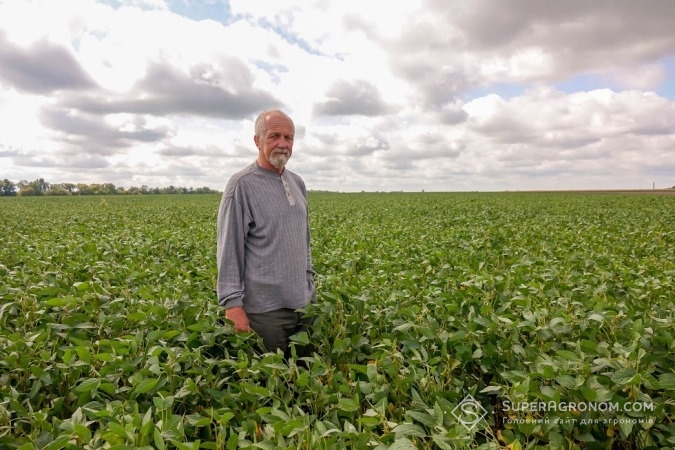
top-left (31, 178), bottom-right (49, 193)
top-left (62, 183), bottom-right (77, 194)
top-left (0, 179), bottom-right (16, 196)
top-left (46, 184), bottom-right (70, 196)
top-left (76, 183), bottom-right (94, 195)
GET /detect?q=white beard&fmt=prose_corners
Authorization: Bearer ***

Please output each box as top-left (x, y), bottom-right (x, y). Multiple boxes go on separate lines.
top-left (270, 151), bottom-right (290, 170)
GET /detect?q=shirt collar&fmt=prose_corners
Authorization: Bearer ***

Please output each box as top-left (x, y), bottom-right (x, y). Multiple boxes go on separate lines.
top-left (254, 160), bottom-right (285, 177)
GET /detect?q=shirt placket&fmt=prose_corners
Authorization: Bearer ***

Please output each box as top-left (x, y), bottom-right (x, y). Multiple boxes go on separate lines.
top-left (280, 175), bottom-right (296, 206)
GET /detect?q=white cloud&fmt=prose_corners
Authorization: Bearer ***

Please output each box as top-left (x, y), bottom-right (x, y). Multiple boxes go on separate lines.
top-left (608, 62), bottom-right (667, 91)
top-left (1, 0), bottom-right (675, 190)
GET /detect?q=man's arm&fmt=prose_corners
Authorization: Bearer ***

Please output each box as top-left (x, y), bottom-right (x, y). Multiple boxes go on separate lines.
top-left (303, 184), bottom-right (317, 303)
top-left (225, 306), bottom-right (250, 332)
top-left (216, 190), bottom-right (251, 331)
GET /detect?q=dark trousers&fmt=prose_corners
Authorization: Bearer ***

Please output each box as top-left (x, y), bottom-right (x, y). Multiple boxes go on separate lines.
top-left (247, 308), bottom-right (314, 358)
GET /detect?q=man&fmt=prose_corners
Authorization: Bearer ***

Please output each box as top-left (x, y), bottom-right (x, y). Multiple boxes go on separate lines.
top-left (216, 109), bottom-right (316, 357)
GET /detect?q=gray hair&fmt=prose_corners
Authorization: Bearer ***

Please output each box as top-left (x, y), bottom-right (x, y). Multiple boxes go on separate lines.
top-left (254, 109), bottom-right (294, 138)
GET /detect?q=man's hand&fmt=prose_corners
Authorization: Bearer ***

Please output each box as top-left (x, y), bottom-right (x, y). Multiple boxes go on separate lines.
top-left (225, 306), bottom-right (251, 332)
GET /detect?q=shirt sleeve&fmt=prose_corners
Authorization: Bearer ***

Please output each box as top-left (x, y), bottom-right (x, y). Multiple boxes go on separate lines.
top-left (302, 181), bottom-right (317, 302)
top-left (298, 178), bottom-right (314, 274)
top-left (216, 187), bottom-right (250, 309)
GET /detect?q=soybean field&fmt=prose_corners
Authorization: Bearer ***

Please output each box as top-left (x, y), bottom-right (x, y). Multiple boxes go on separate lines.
top-left (1, 192), bottom-right (674, 449)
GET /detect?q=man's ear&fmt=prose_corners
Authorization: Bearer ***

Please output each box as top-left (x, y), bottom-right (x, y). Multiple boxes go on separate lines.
top-left (253, 135), bottom-right (260, 149)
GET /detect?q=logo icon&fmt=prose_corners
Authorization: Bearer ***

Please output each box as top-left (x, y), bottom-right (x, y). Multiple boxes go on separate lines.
top-left (451, 394), bottom-right (488, 431)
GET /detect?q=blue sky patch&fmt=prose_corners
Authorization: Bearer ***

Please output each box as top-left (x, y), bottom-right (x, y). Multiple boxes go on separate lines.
top-left (166, 0), bottom-right (233, 25)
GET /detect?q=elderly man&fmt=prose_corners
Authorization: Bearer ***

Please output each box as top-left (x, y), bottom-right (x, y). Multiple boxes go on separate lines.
top-left (216, 109), bottom-right (316, 357)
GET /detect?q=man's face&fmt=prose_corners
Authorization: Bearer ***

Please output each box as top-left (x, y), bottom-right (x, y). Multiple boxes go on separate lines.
top-left (255, 113), bottom-right (294, 172)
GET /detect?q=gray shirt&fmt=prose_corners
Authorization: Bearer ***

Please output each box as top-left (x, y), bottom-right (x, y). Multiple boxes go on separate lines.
top-left (216, 162), bottom-right (315, 314)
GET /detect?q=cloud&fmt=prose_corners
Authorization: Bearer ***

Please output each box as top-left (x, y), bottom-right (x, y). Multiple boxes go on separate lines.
top-left (0, 32), bottom-right (97, 94)
top-left (464, 88), bottom-right (675, 146)
top-left (61, 60), bottom-right (281, 119)
top-left (10, 149), bottom-right (110, 170)
top-left (313, 80), bottom-right (390, 117)
top-left (457, 87), bottom-right (675, 183)
top-left (157, 144), bottom-right (239, 158)
top-left (426, 0), bottom-right (675, 63)
top-left (2, 0), bottom-right (675, 191)
top-left (608, 62), bottom-right (668, 91)
top-left (0, 145), bottom-right (21, 158)
top-left (314, 132), bottom-right (389, 156)
top-left (39, 107), bottom-right (172, 155)
top-left (383, 0), bottom-right (675, 107)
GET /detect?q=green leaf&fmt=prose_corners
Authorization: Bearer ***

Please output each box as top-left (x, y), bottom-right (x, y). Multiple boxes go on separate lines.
top-left (587, 313), bottom-right (604, 322)
top-left (618, 417), bottom-right (634, 439)
top-left (290, 331), bottom-right (310, 345)
top-left (45, 297), bottom-right (77, 307)
top-left (501, 370), bottom-right (528, 383)
top-left (337, 398), bottom-right (360, 412)
top-left (405, 410), bottom-right (437, 428)
top-left (658, 373), bottom-right (675, 390)
top-left (185, 414), bottom-right (211, 427)
top-left (106, 422), bottom-right (127, 438)
top-left (480, 385), bottom-right (502, 394)
top-left (73, 423), bottom-right (92, 443)
top-left (74, 281), bottom-right (92, 291)
top-left (388, 437), bottom-right (418, 450)
top-left (393, 423), bottom-right (427, 437)
top-left (44, 434), bottom-right (71, 450)
top-left (75, 346), bottom-right (92, 363)
top-left (75, 378), bottom-right (100, 393)
top-left (134, 378), bottom-right (159, 394)
top-left (547, 431), bottom-right (566, 450)
top-left (611, 368), bottom-right (638, 386)
top-left (153, 427), bottom-right (165, 450)
top-left (556, 350), bottom-right (580, 361)
top-left (93, 352), bottom-right (114, 362)
top-left (242, 383), bottom-right (271, 397)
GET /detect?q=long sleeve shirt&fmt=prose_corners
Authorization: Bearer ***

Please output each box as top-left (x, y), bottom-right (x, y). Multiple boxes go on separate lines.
top-left (216, 162), bottom-right (315, 314)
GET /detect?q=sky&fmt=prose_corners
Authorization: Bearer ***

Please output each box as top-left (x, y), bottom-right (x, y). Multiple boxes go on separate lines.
top-left (1, 0), bottom-right (674, 192)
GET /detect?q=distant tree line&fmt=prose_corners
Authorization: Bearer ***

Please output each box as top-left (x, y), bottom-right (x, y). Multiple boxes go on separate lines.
top-left (0, 178), bottom-right (220, 196)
